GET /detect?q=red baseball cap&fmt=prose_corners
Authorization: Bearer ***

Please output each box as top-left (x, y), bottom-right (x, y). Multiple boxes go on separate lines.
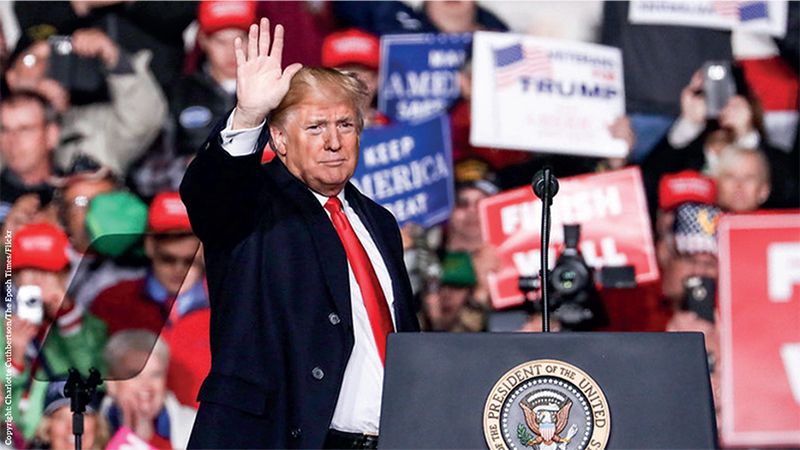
top-left (658, 170), bottom-right (717, 211)
top-left (198, 1), bottom-right (256, 35)
top-left (148, 192), bottom-right (192, 233)
top-left (12, 223), bottom-right (70, 272)
top-left (322, 29), bottom-right (380, 70)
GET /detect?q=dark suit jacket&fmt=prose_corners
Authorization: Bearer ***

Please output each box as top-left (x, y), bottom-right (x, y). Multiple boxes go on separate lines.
top-left (179, 119), bottom-right (419, 449)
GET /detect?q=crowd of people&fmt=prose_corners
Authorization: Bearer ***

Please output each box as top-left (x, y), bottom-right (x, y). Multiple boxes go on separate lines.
top-left (0, 1), bottom-right (797, 448)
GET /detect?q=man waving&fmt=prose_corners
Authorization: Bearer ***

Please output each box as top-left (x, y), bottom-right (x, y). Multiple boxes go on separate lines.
top-left (180, 18), bottom-right (419, 449)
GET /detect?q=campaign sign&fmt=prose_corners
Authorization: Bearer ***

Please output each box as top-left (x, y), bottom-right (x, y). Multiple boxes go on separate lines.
top-left (479, 167), bottom-right (658, 309)
top-left (470, 31), bottom-right (627, 159)
top-left (718, 212), bottom-right (800, 447)
top-left (351, 115), bottom-right (454, 227)
top-left (629, 0), bottom-right (788, 38)
top-left (378, 33), bottom-right (471, 123)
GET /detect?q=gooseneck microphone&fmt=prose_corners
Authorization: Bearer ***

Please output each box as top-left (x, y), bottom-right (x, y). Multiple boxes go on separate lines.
top-left (531, 168), bottom-right (559, 332)
top-left (531, 168), bottom-right (560, 204)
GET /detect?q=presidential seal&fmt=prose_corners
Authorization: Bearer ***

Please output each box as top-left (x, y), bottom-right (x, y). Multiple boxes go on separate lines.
top-left (483, 360), bottom-right (610, 450)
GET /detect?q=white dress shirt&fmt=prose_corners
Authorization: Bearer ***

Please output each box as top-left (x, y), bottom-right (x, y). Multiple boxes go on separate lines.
top-left (219, 112), bottom-right (395, 435)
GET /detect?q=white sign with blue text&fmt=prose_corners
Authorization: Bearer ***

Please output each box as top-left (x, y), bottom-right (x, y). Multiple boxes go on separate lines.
top-left (629, 0), bottom-right (787, 38)
top-left (351, 115), bottom-right (454, 227)
top-left (470, 32), bottom-right (627, 159)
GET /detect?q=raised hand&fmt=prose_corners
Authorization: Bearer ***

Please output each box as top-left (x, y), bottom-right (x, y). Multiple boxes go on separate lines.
top-left (680, 70), bottom-right (706, 125)
top-left (232, 18), bottom-right (303, 130)
top-left (71, 28), bottom-right (120, 69)
top-left (719, 95), bottom-right (755, 139)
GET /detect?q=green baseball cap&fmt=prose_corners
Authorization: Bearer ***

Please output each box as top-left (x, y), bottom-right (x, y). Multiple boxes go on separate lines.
top-left (85, 191), bottom-right (148, 257)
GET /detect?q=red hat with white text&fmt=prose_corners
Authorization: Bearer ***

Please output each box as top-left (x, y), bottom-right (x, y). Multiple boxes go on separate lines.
top-left (322, 28), bottom-right (380, 70)
top-left (148, 192), bottom-right (193, 233)
top-left (12, 223), bottom-right (70, 272)
top-left (659, 171), bottom-right (716, 211)
top-left (198, 1), bottom-right (257, 35)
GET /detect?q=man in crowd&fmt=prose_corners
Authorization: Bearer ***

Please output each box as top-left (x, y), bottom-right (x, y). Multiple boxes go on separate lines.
top-left (134, 0), bottom-right (256, 196)
top-left (0, 92), bottom-right (60, 226)
top-left (715, 145), bottom-right (771, 213)
top-left (172, 0), bottom-right (256, 156)
top-left (3, 27), bottom-right (166, 176)
top-left (91, 191), bottom-right (205, 335)
top-left (3, 222), bottom-right (108, 440)
top-left (662, 202), bottom-right (723, 415)
top-left (180, 19), bottom-right (418, 448)
top-left (91, 191), bottom-right (209, 407)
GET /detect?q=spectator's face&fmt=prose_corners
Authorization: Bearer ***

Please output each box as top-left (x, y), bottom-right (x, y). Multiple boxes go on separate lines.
top-left (5, 41), bottom-right (49, 91)
top-left (661, 251), bottom-right (718, 303)
top-left (14, 268), bottom-right (69, 320)
top-left (110, 352), bottom-right (168, 421)
top-left (448, 187), bottom-right (486, 249)
top-left (145, 234), bottom-right (201, 295)
top-left (0, 99), bottom-right (58, 177)
top-left (425, 1), bottom-right (478, 32)
top-left (48, 407), bottom-right (97, 450)
top-left (424, 284), bottom-right (470, 330)
top-left (59, 180), bottom-right (115, 253)
top-left (716, 153), bottom-right (770, 212)
top-left (199, 28), bottom-right (247, 81)
top-left (270, 92), bottom-right (360, 196)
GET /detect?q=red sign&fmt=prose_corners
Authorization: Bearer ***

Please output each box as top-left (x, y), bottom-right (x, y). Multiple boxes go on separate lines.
top-left (718, 212), bottom-right (800, 447)
top-left (478, 167), bottom-right (659, 308)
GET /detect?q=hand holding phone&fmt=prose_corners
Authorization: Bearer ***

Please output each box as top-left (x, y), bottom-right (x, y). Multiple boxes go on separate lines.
top-left (702, 61), bottom-right (736, 120)
top-left (16, 285), bottom-right (44, 326)
top-left (682, 276), bottom-right (716, 323)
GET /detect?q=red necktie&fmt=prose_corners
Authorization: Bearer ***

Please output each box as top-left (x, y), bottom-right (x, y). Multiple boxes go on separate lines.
top-left (324, 196), bottom-right (394, 364)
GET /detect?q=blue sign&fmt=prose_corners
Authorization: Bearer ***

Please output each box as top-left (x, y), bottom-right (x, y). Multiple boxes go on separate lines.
top-left (378, 33), bottom-right (472, 123)
top-left (352, 115), bottom-right (454, 227)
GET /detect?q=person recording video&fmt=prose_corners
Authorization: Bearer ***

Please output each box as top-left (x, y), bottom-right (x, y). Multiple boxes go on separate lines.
top-left (2, 222), bottom-right (108, 442)
top-left (2, 27), bottom-right (166, 177)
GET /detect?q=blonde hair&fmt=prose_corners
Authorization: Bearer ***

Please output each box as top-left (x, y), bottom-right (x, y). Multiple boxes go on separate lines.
top-left (269, 67), bottom-right (369, 132)
top-left (32, 409), bottom-right (111, 450)
top-left (104, 330), bottom-right (170, 379)
top-left (718, 145), bottom-right (771, 184)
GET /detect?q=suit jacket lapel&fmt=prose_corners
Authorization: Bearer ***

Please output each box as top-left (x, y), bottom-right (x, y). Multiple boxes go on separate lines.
top-left (264, 159), bottom-right (353, 328)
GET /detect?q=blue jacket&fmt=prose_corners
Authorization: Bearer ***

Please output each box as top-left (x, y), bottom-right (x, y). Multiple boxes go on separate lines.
top-left (180, 119), bottom-right (419, 449)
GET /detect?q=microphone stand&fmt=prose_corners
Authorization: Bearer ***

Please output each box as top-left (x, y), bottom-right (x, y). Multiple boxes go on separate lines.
top-left (540, 168), bottom-right (553, 332)
top-left (64, 367), bottom-right (102, 450)
top-left (531, 167), bottom-right (558, 333)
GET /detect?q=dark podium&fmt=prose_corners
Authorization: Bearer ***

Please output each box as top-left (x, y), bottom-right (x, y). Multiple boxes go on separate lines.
top-left (379, 332), bottom-right (717, 449)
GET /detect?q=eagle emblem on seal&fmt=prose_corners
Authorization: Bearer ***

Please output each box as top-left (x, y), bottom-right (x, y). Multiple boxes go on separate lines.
top-left (518, 390), bottom-right (579, 449)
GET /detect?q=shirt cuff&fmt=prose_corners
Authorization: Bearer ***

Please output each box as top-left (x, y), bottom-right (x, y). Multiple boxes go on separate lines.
top-left (220, 110), bottom-right (266, 157)
top-left (668, 117), bottom-right (705, 149)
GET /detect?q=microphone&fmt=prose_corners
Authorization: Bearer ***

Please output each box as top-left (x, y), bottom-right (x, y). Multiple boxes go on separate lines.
top-left (531, 168), bottom-right (560, 200)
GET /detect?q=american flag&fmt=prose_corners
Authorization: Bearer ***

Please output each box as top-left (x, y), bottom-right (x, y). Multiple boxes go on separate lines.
top-left (712, 0), bottom-right (770, 22)
top-left (711, 0), bottom-right (740, 18)
top-left (493, 43), bottom-right (552, 88)
top-left (738, 1), bottom-right (769, 21)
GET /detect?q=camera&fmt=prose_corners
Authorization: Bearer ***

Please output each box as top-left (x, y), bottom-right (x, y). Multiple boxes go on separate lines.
top-left (518, 224), bottom-right (609, 331)
top-left (682, 276), bottom-right (716, 323)
top-left (16, 285), bottom-right (44, 326)
top-left (702, 60), bottom-right (736, 119)
top-left (47, 35), bottom-right (107, 103)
